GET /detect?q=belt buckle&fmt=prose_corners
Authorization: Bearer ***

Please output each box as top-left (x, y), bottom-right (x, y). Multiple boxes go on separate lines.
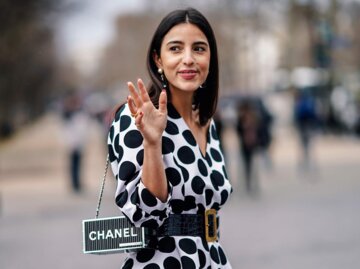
top-left (204, 209), bottom-right (217, 242)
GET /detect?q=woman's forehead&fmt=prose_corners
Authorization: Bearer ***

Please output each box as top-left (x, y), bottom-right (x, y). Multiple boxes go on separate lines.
top-left (162, 23), bottom-right (208, 44)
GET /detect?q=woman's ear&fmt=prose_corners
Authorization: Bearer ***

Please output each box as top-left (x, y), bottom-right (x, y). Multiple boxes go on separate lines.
top-left (153, 51), bottom-right (162, 69)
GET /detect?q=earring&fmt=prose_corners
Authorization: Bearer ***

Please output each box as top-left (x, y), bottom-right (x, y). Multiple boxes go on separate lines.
top-left (158, 68), bottom-right (167, 89)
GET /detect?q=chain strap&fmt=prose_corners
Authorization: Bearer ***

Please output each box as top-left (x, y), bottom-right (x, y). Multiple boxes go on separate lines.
top-left (95, 154), bottom-right (110, 218)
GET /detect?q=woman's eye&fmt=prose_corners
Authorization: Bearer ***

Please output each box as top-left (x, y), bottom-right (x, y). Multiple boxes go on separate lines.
top-left (194, 46), bottom-right (206, 52)
top-left (169, 46), bottom-right (181, 52)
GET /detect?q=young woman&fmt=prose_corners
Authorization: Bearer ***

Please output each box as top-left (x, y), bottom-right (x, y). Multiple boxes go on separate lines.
top-left (108, 8), bottom-right (233, 268)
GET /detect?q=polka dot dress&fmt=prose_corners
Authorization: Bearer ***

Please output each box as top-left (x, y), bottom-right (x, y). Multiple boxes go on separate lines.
top-left (108, 103), bottom-right (233, 268)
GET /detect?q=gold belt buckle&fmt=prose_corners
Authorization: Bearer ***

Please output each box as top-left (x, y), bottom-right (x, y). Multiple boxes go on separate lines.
top-left (204, 209), bottom-right (217, 242)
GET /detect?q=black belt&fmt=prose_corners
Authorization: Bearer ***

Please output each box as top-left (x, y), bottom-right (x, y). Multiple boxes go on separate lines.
top-left (157, 209), bottom-right (218, 242)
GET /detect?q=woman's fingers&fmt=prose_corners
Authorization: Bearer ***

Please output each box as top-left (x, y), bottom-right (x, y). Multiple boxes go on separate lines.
top-left (127, 81), bottom-right (142, 108)
top-left (158, 89), bottom-right (167, 115)
top-left (134, 111), bottom-right (144, 127)
top-left (137, 79), bottom-right (150, 102)
top-left (127, 95), bottom-right (137, 115)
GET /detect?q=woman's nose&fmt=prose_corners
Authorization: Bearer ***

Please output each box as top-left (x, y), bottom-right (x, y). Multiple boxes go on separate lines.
top-left (183, 49), bottom-right (194, 65)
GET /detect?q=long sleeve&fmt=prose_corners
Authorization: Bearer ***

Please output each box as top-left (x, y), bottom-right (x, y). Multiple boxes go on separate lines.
top-left (107, 104), bottom-right (172, 229)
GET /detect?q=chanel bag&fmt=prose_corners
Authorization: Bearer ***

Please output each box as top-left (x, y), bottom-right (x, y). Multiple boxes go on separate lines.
top-left (82, 155), bottom-right (155, 254)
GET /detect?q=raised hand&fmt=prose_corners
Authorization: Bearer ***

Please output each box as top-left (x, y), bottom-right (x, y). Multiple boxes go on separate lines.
top-left (127, 78), bottom-right (167, 146)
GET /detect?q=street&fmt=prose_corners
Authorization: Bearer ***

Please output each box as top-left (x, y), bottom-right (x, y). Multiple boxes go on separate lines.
top-left (1, 112), bottom-right (360, 269)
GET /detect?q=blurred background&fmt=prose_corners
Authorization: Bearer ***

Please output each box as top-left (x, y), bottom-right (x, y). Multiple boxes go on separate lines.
top-left (1, 0), bottom-right (360, 268)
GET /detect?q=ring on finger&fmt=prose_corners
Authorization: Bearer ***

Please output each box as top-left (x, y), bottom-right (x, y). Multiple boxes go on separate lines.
top-left (131, 111), bottom-right (139, 118)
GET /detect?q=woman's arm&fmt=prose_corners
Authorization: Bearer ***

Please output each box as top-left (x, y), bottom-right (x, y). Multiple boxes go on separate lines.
top-left (127, 79), bottom-right (168, 202)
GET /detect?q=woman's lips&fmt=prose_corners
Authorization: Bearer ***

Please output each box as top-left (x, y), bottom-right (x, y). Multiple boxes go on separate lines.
top-left (178, 70), bottom-right (197, 80)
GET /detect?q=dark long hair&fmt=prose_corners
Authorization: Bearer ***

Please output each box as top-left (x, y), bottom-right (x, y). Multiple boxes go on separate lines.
top-left (147, 8), bottom-right (219, 126)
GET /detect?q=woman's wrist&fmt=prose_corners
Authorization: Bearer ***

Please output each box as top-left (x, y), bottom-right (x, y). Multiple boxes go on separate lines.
top-left (143, 139), bottom-right (162, 150)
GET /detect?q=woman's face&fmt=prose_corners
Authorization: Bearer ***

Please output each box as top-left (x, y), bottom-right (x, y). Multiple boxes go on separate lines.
top-left (155, 23), bottom-right (210, 95)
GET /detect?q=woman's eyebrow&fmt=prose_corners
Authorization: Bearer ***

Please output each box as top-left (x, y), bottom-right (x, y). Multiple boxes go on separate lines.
top-left (166, 40), bottom-right (183, 46)
top-left (166, 40), bottom-right (208, 46)
top-left (193, 41), bottom-right (209, 46)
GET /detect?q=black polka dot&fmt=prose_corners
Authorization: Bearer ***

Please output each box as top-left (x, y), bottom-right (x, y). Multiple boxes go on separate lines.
top-left (205, 189), bottom-right (214, 206)
top-left (136, 248), bottom-right (155, 263)
top-left (114, 110), bottom-right (121, 123)
top-left (179, 238), bottom-right (197, 254)
top-left (114, 134), bottom-right (120, 153)
top-left (221, 190), bottom-right (229, 205)
top-left (130, 187), bottom-right (140, 205)
top-left (136, 149), bottom-right (144, 165)
top-left (115, 190), bottom-right (128, 207)
top-left (170, 199), bottom-right (184, 214)
top-left (218, 246), bottom-right (228, 265)
top-left (178, 146), bottom-right (195, 164)
top-left (197, 159), bottom-right (208, 176)
top-left (151, 209), bottom-right (168, 221)
top-left (211, 124), bottom-right (219, 140)
top-left (210, 170), bottom-right (225, 190)
top-left (119, 161), bottom-right (136, 181)
top-left (109, 125), bottom-right (114, 141)
top-left (201, 237), bottom-right (209, 251)
top-left (122, 258), bottom-right (134, 269)
top-left (165, 120), bottom-right (179, 135)
top-left (198, 249), bottom-right (206, 268)
top-left (181, 256), bottom-right (196, 269)
top-left (120, 115), bottom-right (131, 131)
top-left (141, 188), bottom-right (158, 207)
top-left (204, 152), bottom-right (212, 166)
top-left (132, 208), bottom-right (142, 222)
top-left (124, 171), bottom-right (139, 186)
top-left (158, 236), bottom-right (176, 253)
top-left (174, 158), bottom-right (189, 182)
top-left (210, 245), bottom-right (220, 264)
top-left (182, 130), bottom-right (196, 146)
top-left (197, 203), bottom-right (205, 215)
top-left (191, 176), bottom-right (206, 195)
top-left (210, 148), bottom-right (222, 162)
top-left (118, 144), bottom-right (124, 161)
top-left (212, 202), bottom-right (220, 211)
top-left (164, 256), bottom-right (181, 269)
top-left (222, 165), bottom-right (228, 180)
top-left (143, 263), bottom-right (160, 269)
top-left (165, 167), bottom-right (181, 186)
top-left (184, 196), bottom-right (196, 211)
top-left (162, 137), bottom-right (175, 154)
top-left (124, 130), bottom-right (143, 148)
top-left (108, 144), bottom-right (117, 162)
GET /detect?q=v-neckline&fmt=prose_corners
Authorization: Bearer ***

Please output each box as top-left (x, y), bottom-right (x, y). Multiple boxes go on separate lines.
top-left (168, 103), bottom-right (210, 158)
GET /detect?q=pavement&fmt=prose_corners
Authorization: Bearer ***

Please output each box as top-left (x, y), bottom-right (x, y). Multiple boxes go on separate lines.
top-left (1, 112), bottom-right (360, 269)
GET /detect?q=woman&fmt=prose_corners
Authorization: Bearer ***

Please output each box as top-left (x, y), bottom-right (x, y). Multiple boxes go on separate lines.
top-left (108, 8), bottom-right (232, 268)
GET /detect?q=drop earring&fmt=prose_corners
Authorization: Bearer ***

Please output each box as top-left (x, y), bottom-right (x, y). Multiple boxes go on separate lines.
top-left (158, 68), bottom-right (167, 89)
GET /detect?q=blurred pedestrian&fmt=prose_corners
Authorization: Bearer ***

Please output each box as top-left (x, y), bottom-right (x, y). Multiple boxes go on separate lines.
top-left (293, 89), bottom-right (317, 171)
top-left (256, 98), bottom-right (274, 170)
top-left (61, 92), bottom-right (89, 193)
top-left (236, 99), bottom-right (261, 194)
top-left (107, 7), bottom-right (233, 268)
